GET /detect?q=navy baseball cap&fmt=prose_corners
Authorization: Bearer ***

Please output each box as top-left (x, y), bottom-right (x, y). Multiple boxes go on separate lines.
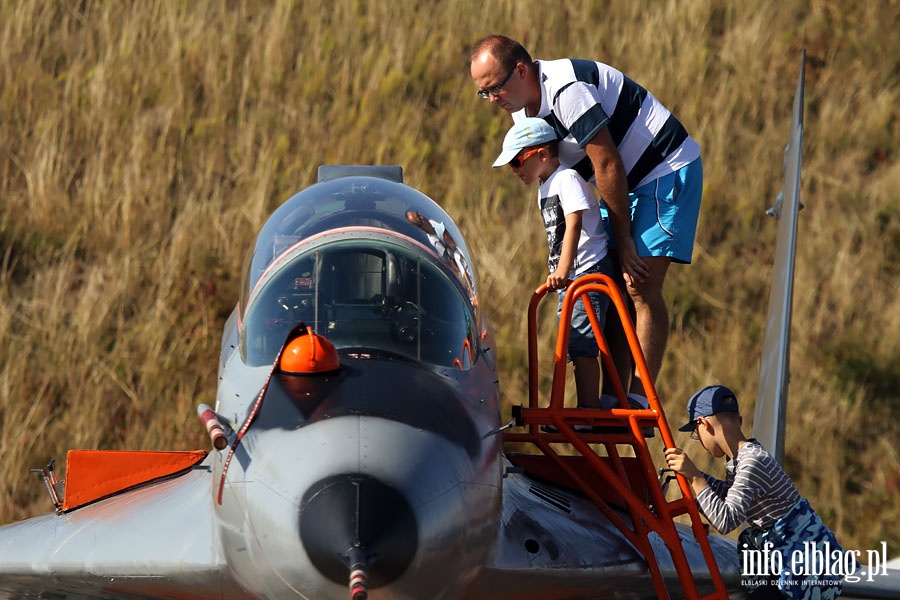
top-left (678, 385), bottom-right (740, 432)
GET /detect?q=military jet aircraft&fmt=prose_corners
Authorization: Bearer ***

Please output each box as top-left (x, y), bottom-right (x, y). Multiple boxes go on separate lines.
top-left (0, 161), bottom-right (730, 599)
top-left (0, 55), bottom-right (896, 600)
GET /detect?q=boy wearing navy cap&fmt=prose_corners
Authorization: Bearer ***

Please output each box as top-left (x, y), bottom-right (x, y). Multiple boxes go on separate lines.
top-left (665, 385), bottom-right (843, 599)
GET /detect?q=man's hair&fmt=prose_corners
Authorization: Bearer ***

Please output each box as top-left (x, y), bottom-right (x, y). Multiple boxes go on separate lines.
top-left (470, 34), bottom-right (533, 71)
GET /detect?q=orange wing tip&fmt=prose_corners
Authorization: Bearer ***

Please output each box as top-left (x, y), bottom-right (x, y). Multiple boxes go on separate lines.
top-left (62, 449), bottom-right (207, 511)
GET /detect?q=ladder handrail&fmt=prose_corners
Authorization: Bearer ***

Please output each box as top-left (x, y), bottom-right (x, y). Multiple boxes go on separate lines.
top-left (511, 273), bottom-right (729, 599)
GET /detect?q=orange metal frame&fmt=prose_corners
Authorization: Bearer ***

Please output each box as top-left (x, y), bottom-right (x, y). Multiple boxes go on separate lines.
top-left (503, 274), bottom-right (728, 600)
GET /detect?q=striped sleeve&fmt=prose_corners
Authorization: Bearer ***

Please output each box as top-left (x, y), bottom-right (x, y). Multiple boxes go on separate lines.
top-left (694, 442), bottom-right (801, 534)
top-left (696, 473), bottom-right (757, 534)
top-left (702, 473), bottom-right (729, 499)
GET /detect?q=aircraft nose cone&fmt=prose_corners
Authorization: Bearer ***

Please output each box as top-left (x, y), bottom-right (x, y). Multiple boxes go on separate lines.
top-left (300, 474), bottom-right (418, 588)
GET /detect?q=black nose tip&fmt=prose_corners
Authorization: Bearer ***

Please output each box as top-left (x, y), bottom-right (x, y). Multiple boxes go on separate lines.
top-left (300, 474), bottom-right (418, 588)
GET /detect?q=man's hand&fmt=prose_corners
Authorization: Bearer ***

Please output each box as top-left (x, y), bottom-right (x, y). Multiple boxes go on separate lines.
top-left (617, 237), bottom-right (650, 286)
top-left (583, 130), bottom-right (650, 286)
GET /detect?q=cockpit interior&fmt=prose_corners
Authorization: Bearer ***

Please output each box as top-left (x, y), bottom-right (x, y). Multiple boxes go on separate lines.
top-left (241, 240), bottom-right (476, 370)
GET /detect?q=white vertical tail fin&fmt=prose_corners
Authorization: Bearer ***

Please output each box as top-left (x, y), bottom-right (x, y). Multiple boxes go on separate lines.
top-left (752, 50), bottom-right (806, 465)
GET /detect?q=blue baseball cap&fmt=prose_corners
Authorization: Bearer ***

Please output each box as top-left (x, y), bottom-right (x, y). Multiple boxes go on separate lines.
top-left (492, 117), bottom-right (558, 168)
top-left (678, 385), bottom-right (740, 432)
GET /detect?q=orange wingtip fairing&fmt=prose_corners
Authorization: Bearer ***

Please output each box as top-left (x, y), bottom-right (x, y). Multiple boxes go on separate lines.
top-left (62, 449), bottom-right (207, 511)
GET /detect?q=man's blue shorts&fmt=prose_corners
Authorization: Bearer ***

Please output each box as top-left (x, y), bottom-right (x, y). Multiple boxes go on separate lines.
top-left (557, 256), bottom-right (616, 360)
top-left (601, 158), bottom-right (702, 264)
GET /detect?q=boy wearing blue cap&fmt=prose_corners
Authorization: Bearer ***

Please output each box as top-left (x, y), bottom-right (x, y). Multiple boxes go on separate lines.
top-left (493, 117), bottom-right (627, 410)
top-left (665, 385), bottom-right (843, 599)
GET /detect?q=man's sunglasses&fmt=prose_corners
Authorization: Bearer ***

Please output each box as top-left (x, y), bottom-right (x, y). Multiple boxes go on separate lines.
top-left (477, 65), bottom-right (517, 99)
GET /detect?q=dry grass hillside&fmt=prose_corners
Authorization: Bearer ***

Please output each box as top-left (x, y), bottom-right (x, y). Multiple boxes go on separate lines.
top-left (1, 1), bottom-right (898, 555)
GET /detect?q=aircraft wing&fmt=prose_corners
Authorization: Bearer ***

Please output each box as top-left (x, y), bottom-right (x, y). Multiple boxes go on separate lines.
top-left (842, 572), bottom-right (900, 600)
top-left (463, 462), bottom-right (741, 599)
top-left (0, 457), bottom-right (246, 600)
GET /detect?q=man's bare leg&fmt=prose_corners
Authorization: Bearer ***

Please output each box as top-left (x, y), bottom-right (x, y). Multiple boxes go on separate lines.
top-left (627, 256), bottom-right (671, 397)
top-left (600, 297), bottom-right (634, 397)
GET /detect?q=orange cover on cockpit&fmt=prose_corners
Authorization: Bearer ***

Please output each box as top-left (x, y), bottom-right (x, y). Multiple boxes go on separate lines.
top-left (62, 449), bottom-right (207, 511)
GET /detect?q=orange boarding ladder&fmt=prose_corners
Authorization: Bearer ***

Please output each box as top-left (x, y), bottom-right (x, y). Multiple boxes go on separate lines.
top-left (503, 274), bottom-right (728, 600)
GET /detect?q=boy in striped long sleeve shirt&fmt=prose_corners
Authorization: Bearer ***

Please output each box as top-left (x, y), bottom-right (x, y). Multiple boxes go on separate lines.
top-left (665, 385), bottom-right (843, 599)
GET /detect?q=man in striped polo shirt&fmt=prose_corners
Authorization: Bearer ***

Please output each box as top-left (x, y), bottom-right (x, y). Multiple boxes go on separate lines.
top-left (470, 35), bottom-right (703, 399)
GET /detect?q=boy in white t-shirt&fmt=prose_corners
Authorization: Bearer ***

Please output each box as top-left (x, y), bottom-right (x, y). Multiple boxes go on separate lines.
top-left (494, 117), bottom-right (624, 409)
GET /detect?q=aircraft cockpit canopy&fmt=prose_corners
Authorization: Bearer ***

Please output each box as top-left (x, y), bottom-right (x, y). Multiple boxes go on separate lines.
top-left (240, 239), bottom-right (477, 369)
top-left (238, 175), bottom-right (479, 369)
top-left (240, 176), bottom-right (477, 313)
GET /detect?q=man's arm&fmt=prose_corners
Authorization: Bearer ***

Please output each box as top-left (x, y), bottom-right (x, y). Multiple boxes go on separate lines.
top-left (583, 128), bottom-right (649, 285)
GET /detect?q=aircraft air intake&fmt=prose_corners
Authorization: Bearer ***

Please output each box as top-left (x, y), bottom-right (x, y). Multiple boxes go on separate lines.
top-left (299, 473), bottom-right (418, 590)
